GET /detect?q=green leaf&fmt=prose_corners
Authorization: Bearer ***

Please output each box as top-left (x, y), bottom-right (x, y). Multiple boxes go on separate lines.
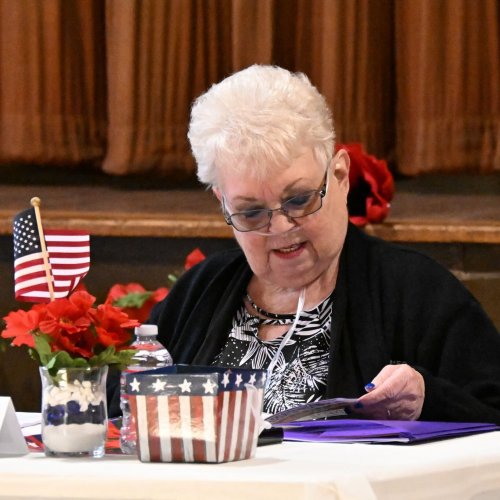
top-left (113, 291), bottom-right (152, 309)
top-left (33, 335), bottom-right (54, 366)
top-left (88, 346), bottom-right (137, 371)
top-left (45, 352), bottom-right (90, 377)
top-left (31, 336), bottom-right (92, 377)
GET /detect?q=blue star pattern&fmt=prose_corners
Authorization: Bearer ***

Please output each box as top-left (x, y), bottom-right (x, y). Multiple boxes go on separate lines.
top-left (125, 366), bottom-right (266, 396)
top-left (13, 208), bottom-right (41, 259)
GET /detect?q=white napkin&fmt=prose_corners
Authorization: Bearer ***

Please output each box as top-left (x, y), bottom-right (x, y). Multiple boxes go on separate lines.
top-left (0, 397), bottom-right (29, 456)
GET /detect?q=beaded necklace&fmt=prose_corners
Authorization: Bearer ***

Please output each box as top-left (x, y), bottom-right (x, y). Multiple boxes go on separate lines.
top-left (245, 293), bottom-right (297, 323)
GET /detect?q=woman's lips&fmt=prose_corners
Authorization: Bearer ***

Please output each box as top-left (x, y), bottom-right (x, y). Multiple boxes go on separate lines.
top-left (272, 242), bottom-right (306, 258)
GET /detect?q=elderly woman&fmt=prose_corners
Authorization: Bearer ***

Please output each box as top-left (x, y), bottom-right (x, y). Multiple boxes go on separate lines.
top-left (150, 65), bottom-right (500, 423)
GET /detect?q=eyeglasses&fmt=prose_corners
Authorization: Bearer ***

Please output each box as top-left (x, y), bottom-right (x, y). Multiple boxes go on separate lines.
top-left (222, 168), bottom-right (329, 232)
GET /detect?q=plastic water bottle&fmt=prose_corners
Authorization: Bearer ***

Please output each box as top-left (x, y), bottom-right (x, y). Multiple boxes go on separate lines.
top-left (119, 324), bottom-right (173, 454)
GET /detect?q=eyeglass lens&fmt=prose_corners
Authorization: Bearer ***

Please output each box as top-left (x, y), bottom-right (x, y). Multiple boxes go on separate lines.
top-left (230, 190), bottom-right (323, 231)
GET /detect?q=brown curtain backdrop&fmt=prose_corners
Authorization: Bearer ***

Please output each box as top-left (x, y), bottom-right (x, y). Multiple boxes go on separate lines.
top-left (0, 0), bottom-right (107, 165)
top-left (395, 0), bottom-right (500, 174)
top-left (271, 0), bottom-right (396, 161)
top-left (0, 0), bottom-right (498, 177)
top-left (103, 0), bottom-right (234, 175)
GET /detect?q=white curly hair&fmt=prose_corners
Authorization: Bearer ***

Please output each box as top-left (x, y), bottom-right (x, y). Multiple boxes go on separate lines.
top-left (188, 65), bottom-right (335, 188)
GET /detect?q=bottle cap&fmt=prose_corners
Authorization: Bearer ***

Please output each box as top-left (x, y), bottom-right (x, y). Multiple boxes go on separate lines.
top-left (134, 324), bottom-right (158, 336)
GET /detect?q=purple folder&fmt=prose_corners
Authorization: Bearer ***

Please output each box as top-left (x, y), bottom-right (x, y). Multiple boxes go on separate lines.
top-left (275, 419), bottom-right (500, 443)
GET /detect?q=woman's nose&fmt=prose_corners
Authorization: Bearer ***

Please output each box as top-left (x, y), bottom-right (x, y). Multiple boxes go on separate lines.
top-left (267, 209), bottom-right (297, 233)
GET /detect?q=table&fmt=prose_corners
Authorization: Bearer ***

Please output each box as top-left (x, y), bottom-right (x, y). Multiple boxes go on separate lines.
top-left (2, 431), bottom-right (500, 500)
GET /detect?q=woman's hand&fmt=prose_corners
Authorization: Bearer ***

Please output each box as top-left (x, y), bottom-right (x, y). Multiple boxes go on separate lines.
top-left (352, 364), bottom-right (425, 420)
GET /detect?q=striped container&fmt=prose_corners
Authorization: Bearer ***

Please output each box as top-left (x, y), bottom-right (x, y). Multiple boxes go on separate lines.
top-left (125, 365), bottom-right (266, 463)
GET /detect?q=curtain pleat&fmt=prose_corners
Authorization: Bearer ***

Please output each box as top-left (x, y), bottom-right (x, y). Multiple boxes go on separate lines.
top-left (0, 0), bottom-right (498, 176)
top-left (395, 0), bottom-right (500, 174)
top-left (103, 0), bottom-right (234, 176)
top-left (231, 0), bottom-right (274, 68)
top-left (0, 0), bottom-right (106, 165)
top-left (279, 0), bottom-right (395, 160)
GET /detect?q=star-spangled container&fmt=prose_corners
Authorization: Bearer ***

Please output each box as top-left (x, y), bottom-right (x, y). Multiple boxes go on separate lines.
top-left (125, 365), bottom-right (266, 463)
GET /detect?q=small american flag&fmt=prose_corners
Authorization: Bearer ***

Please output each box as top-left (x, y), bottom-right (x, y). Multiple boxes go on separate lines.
top-left (13, 207), bottom-right (90, 302)
top-left (126, 366), bottom-right (266, 463)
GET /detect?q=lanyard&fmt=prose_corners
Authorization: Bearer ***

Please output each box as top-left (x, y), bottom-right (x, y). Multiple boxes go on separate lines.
top-left (266, 287), bottom-right (306, 383)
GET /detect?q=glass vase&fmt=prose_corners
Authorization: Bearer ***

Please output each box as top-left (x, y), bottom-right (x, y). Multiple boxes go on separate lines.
top-left (39, 365), bottom-right (108, 458)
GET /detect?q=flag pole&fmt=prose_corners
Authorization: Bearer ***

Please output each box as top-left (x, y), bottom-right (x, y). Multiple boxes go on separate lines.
top-left (30, 197), bottom-right (55, 302)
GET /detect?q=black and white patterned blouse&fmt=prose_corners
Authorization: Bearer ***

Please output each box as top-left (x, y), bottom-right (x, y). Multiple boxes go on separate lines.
top-left (212, 293), bottom-right (334, 415)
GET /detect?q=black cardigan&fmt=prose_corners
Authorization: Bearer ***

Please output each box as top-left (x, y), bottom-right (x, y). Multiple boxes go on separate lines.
top-left (138, 224), bottom-right (500, 423)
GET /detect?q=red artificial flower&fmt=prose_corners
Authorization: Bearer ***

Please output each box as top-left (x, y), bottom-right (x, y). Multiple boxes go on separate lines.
top-left (184, 248), bottom-right (206, 270)
top-left (106, 283), bottom-right (168, 324)
top-left (337, 143), bottom-right (395, 227)
top-left (90, 303), bottom-right (139, 350)
top-left (39, 291), bottom-right (94, 337)
top-left (1, 304), bottom-right (48, 348)
top-left (50, 329), bottom-right (94, 359)
top-left (106, 282), bottom-right (148, 303)
top-left (36, 291), bottom-right (96, 357)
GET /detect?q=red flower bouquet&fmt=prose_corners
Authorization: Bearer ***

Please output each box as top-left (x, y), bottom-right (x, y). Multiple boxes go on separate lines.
top-left (339, 143), bottom-right (395, 227)
top-left (1, 290), bottom-right (139, 376)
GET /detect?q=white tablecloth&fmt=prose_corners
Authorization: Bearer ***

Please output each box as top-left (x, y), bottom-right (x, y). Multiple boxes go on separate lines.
top-left (2, 431), bottom-right (500, 499)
